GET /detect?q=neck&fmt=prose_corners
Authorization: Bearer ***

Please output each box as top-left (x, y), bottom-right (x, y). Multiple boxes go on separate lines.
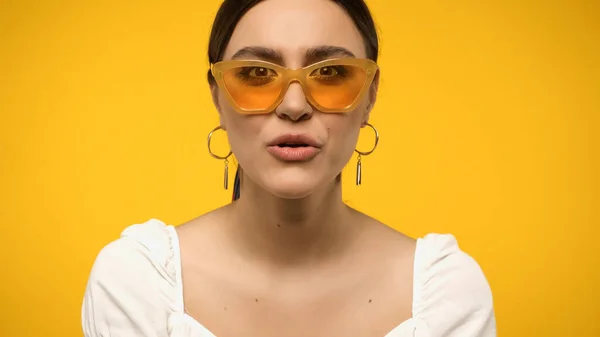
top-left (224, 174), bottom-right (360, 268)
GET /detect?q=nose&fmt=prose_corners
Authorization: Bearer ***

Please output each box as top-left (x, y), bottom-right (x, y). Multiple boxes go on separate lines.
top-left (275, 82), bottom-right (313, 121)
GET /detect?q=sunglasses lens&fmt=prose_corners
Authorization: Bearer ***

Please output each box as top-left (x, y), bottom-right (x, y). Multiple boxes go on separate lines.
top-left (222, 66), bottom-right (283, 112)
top-left (306, 64), bottom-right (368, 110)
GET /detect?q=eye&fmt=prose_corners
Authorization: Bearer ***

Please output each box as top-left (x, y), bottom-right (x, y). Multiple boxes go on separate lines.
top-left (318, 66), bottom-right (337, 76)
top-left (247, 67), bottom-right (276, 77)
top-left (314, 66), bottom-right (337, 77)
top-left (310, 65), bottom-right (348, 78)
top-left (236, 66), bottom-right (278, 86)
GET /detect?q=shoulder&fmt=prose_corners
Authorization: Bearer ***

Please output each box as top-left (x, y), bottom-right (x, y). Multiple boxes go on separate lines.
top-left (82, 219), bottom-right (182, 336)
top-left (413, 234), bottom-right (496, 336)
top-left (87, 219), bottom-right (178, 285)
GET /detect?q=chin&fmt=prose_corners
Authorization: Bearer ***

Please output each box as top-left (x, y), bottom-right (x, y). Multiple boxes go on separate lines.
top-left (260, 171), bottom-right (323, 199)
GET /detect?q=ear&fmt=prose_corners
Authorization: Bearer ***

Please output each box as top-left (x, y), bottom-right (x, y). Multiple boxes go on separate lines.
top-left (210, 83), bottom-right (227, 130)
top-left (362, 70), bottom-right (380, 126)
top-left (210, 83), bottom-right (221, 113)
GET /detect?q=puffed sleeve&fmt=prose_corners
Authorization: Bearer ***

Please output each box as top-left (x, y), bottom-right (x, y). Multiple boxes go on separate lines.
top-left (81, 220), bottom-right (180, 337)
top-left (412, 234), bottom-right (496, 337)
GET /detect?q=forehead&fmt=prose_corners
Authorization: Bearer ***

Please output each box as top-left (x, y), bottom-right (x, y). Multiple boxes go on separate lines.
top-left (223, 0), bottom-right (367, 63)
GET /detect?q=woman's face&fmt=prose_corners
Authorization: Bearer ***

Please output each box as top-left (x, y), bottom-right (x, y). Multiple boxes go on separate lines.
top-left (212, 0), bottom-right (379, 199)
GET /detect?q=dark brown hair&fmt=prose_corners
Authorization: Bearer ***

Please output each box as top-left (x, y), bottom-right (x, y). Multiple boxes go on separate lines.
top-left (206, 0), bottom-right (380, 200)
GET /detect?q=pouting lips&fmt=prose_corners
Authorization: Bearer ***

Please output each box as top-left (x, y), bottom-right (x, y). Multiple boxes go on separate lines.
top-left (267, 142), bottom-right (321, 161)
top-left (277, 143), bottom-right (309, 148)
top-left (267, 134), bottom-right (322, 149)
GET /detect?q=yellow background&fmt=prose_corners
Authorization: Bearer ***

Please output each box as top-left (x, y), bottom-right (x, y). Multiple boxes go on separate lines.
top-left (1, 0), bottom-right (598, 336)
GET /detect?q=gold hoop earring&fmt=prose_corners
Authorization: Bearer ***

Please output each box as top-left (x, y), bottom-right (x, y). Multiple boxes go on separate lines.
top-left (207, 125), bottom-right (233, 190)
top-left (354, 122), bottom-right (379, 186)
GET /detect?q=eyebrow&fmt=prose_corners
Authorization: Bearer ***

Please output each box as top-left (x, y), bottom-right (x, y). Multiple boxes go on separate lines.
top-left (304, 45), bottom-right (356, 65)
top-left (230, 45), bottom-right (356, 66)
top-left (231, 46), bottom-right (284, 64)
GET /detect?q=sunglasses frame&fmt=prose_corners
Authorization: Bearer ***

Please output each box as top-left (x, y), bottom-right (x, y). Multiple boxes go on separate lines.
top-left (210, 58), bottom-right (379, 114)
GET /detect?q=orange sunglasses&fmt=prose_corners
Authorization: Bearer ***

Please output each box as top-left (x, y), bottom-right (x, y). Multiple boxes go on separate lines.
top-left (210, 58), bottom-right (379, 114)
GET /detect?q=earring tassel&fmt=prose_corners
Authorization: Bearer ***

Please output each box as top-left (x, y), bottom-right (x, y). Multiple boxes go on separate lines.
top-left (224, 159), bottom-right (229, 190)
top-left (356, 154), bottom-right (362, 186)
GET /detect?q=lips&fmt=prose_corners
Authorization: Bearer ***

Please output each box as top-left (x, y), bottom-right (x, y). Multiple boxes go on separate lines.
top-left (267, 134), bottom-right (322, 161)
top-left (267, 134), bottom-right (322, 148)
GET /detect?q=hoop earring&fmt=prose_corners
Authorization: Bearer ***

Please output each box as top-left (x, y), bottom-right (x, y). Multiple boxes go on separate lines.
top-left (354, 123), bottom-right (379, 186)
top-left (207, 125), bottom-right (233, 190)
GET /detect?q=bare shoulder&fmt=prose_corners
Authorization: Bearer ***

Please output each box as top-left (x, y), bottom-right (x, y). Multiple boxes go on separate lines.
top-left (177, 210), bottom-right (215, 233)
top-left (343, 209), bottom-right (417, 325)
top-left (174, 206), bottom-right (232, 266)
top-left (354, 209), bottom-right (416, 259)
top-left (350, 208), bottom-right (417, 278)
top-left (176, 206), bottom-right (229, 239)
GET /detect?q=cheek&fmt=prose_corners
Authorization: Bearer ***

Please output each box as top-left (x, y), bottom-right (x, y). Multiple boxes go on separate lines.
top-left (221, 109), bottom-right (265, 161)
top-left (324, 114), bottom-right (363, 164)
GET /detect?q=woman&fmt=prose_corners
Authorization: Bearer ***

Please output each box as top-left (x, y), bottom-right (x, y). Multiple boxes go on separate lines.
top-left (82, 0), bottom-right (496, 336)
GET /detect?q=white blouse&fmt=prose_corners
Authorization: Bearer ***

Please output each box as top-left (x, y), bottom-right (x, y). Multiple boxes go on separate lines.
top-left (82, 219), bottom-right (496, 336)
